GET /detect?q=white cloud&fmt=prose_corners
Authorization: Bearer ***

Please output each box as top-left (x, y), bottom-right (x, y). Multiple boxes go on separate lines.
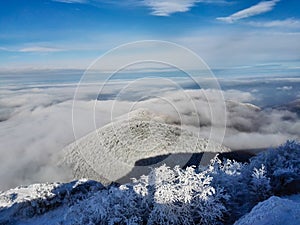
top-left (52, 0), bottom-right (226, 16)
top-left (143, 0), bottom-right (226, 16)
top-left (217, 0), bottom-right (280, 23)
top-left (247, 18), bottom-right (300, 28)
top-left (143, 0), bottom-right (198, 16)
top-left (2, 26), bottom-right (299, 71)
top-left (0, 46), bottom-right (64, 53)
top-left (176, 31), bottom-right (300, 68)
top-left (276, 86), bottom-right (293, 91)
top-left (19, 46), bottom-right (64, 53)
top-left (52, 0), bottom-right (87, 3)
top-left (223, 89), bottom-right (256, 102)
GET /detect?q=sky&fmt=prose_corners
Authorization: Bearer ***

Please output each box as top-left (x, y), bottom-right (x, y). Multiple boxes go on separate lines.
top-left (0, 0), bottom-right (300, 73)
top-left (1, 0), bottom-right (300, 190)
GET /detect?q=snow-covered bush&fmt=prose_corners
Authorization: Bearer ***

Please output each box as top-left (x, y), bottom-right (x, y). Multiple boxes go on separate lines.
top-left (144, 165), bottom-right (228, 225)
top-left (249, 140), bottom-right (300, 195)
top-left (62, 190), bottom-right (107, 225)
top-left (206, 157), bottom-right (252, 222)
top-left (205, 140), bottom-right (300, 223)
top-left (249, 165), bottom-right (271, 202)
top-left (64, 186), bottom-right (146, 225)
top-left (62, 164), bottom-right (228, 225)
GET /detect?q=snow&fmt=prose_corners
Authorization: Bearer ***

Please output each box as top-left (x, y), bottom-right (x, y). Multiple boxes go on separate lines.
top-left (0, 182), bottom-right (60, 224)
top-left (1, 138), bottom-right (299, 225)
top-left (12, 193), bottom-right (300, 225)
top-left (235, 195), bottom-right (300, 225)
top-left (2, 168), bottom-right (297, 225)
top-left (0, 179), bottom-right (104, 225)
top-left (0, 183), bottom-right (59, 209)
top-left (0, 165), bottom-right (228, 225)
top-left (61, 108), bottom-right (230, 184)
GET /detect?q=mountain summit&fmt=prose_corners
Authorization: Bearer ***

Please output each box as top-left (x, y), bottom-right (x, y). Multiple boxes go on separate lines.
top-left (61, 108), bottom-right (230, 184)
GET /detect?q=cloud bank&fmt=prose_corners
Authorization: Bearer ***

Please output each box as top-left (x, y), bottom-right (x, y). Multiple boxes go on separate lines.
top-left (0, 78), bottom-right (299, 190)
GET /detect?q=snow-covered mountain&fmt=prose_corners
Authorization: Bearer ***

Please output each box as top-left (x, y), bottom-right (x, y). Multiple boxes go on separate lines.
top-left (61, 108), bottom-right (230, 184)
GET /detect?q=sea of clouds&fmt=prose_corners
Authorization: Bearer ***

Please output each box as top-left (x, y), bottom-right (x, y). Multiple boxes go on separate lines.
top-left (0, 77), bottom-right (299, 190)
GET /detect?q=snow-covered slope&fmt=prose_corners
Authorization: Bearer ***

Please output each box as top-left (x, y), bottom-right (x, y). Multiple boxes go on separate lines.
top-left (0, 179), bottom-right (104, 225)
top-left (235, 195), bottom-right (300, 225)
top-left (61, 108), bottom-right (230, 184)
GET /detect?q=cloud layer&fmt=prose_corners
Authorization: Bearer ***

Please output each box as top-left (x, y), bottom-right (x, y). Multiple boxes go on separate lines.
top-left (247, 18), bottom-right (300, 28)
top-left (0, 77), bottom-right (299, 190)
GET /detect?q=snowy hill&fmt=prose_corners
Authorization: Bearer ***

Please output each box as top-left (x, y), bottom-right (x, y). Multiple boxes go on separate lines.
top-left (61, 108), bottom-right (230, 184)
top-left (234, 195), bottom-right (300, 225)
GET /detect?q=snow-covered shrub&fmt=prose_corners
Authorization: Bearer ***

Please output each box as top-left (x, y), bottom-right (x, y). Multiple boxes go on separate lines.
top-left (249, 165), bottom-right (271, 202)
top-left (206, 157), bottom-right (251, 222)
top-left (62, 164), bottom-right (228, 225)
top-left (63, 190), bottom-right (109, 225)
top-left (249, 140), bottom-right (300, 195)
top-left (106, 185), bottom-right (147, 224)
top-left (205, 140), bottom-right (300, 223)
top-left (64, 185), bottom-right (147, 225)
top-left (139, 165), bottom-right (228, 225)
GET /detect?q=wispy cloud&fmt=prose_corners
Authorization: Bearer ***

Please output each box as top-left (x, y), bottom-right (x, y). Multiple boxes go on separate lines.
top-left (52, 0), bottom-right (227, 16)
top-left (0, 47), bottom-right (9, 51)
top-left (144, 0), bottom-right (226, 16)
top-left (276, 86), bottom-right (293, 91)
top-left (143, 0), bottom-right (199, 16)
top-left (19, 46), bottom-right (64, 53)
top-left (176, 30), bottom-right (300, 69)
top-left (52, 0), bottom-right (87, 3)
top-left (217, 0), bottom-right (280, 23)
top-left (247, 18), bottom-right (300, 28)
top-left (1, 45), bottom-right (64, 53)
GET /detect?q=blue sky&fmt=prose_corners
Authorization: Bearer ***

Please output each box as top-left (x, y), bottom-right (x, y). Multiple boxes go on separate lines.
top-left (0, 0), bottom-right (300, 74)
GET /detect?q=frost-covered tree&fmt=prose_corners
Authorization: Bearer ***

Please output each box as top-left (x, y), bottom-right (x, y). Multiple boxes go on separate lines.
top-left (138, 165), bottom-right (228, 225)
top-left (204, 141), bottom-right (300, 223)
top-left (205, 156), bottom-right (250, 222)
top-left (62, 164), bottom-right (228, 225)
top-left (249, 165), bottom-right (271, 202)
top-left (249, 140), bottom-right (300, 194)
